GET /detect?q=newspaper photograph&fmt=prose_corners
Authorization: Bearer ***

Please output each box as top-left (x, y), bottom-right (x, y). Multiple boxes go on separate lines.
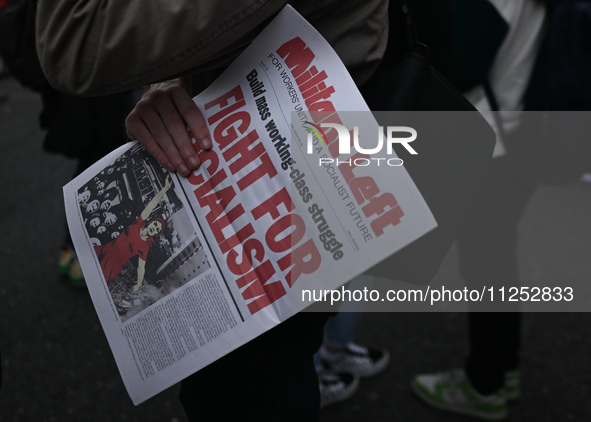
top-left (64, 5), bottom-right (437, 404)
top-left (78, 144), bottom-right (211, 322)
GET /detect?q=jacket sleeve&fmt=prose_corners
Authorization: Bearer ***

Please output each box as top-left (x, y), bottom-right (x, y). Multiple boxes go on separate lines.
top-left (36, 0), bottom-right (288, 96)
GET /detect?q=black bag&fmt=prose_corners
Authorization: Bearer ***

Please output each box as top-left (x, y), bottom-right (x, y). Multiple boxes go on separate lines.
top-left (359, 1), bottom-right (496, 285)
top-left (0, 0), bottom-right (49, 91)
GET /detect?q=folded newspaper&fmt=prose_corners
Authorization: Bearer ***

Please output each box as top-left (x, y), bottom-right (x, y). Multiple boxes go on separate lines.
top-left (64, 5), bottom-right (437, 404)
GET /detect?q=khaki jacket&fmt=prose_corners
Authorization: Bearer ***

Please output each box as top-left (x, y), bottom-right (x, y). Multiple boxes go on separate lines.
top-left (36, 0), bottom-right (388, 97)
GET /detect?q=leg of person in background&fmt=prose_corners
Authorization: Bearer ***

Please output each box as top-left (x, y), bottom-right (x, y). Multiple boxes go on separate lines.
top-left (465, 313), bottom-right (521, 398)
top-left (316, 274), bottom-right (390, 408)
top-left (412, 147), bottom-right (538, 420)
top-left (459, 145), bottom-right (535, 402)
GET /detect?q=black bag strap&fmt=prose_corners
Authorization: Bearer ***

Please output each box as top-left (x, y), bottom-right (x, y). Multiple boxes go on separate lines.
top-left (398, 0), bottom-right (429, 59)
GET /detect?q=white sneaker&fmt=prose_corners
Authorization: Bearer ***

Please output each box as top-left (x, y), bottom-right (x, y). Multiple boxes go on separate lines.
top-left (318, 370), bottom-right (360, 409)
top-left (411, 369), bottom-right (508, 420)
top-left (320, 342), bottom-right (390, 378)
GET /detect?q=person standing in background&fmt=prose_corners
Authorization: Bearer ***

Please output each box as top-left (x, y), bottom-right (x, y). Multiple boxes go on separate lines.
top-left (411, 0), bottom-right (546, 420)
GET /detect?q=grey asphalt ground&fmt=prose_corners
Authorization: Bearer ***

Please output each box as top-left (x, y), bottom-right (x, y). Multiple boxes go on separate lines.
top-left (1, 75), bottom-right (590, 422)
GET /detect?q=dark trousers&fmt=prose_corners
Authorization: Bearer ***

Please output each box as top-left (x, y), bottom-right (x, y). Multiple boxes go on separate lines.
top-left (456, 146), bottom-right (537, 395)
top-left (179, 312), bottom-right (328, 421)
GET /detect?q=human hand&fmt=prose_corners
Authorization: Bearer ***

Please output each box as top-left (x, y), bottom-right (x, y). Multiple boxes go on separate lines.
top-left (126, 85), bottom-right (212, 177)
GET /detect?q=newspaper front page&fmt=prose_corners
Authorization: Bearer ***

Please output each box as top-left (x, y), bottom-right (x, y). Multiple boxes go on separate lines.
top-left (64, 5), bottom-right (437, 404)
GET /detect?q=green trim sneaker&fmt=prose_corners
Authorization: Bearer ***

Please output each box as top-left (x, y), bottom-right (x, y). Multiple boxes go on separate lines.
top-left (411, 369), bottom-right (507, 420)
top-left (504, 370), bottom-right (520, 401)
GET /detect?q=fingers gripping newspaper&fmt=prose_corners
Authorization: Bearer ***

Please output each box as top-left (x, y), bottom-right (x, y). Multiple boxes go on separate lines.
top-left (64, 5), bottom-right (436, 404)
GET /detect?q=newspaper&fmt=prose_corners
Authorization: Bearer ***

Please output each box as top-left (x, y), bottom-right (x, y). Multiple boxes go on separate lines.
top-left (64, 5), bottom-right (437, 405)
